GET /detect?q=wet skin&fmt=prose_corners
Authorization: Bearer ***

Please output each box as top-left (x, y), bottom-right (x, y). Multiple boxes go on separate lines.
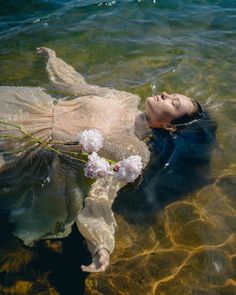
top-left (145, 92), bottom-right (195, 128)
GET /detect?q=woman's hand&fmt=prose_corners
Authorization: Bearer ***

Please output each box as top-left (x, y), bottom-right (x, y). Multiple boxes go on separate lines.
top-left (36, 47), bottom-right (56, 58)
top-left (81, 248), bottom-right (110, 273)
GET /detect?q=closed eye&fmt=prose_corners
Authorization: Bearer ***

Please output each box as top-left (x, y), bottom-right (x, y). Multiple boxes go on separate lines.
top-left (172, 98), bottom-right (180, 109)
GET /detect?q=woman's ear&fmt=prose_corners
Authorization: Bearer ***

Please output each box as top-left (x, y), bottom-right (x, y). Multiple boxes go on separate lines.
top-left (163, 123), bottom-right (177, 132)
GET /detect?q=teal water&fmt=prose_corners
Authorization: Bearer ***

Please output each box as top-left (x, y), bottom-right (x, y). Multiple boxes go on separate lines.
top-left (1, 1), bottom-right (236, 294)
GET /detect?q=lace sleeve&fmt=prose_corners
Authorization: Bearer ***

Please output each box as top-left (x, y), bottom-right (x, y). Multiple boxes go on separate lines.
top-left (76, 176), bottom-right (125, 256)
top-left (37, 47), bottom-right (140, 105)
top-left (76, 134), bottom-right (150, 257)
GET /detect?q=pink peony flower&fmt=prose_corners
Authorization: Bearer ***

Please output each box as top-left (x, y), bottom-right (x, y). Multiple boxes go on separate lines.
top-left (114, 155), bottom-right (143, 183)
top-left (78, 129), bottom-right (103, 153)
top-left (84, 152), bottom-right (112, 179)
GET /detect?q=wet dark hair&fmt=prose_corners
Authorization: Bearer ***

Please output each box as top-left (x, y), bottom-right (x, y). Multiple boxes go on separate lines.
top-left (170, 99), bottom-right (205, 129)
top-left (114, 103), bottom-right (217, 219)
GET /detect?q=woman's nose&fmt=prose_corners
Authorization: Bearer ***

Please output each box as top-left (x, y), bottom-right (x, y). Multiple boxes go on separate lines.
top-left (161, 92), bottom-right (170, 100)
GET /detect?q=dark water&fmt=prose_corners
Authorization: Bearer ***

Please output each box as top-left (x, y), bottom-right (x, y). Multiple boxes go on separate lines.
top-left (1, 0), bottom-right (236, 294)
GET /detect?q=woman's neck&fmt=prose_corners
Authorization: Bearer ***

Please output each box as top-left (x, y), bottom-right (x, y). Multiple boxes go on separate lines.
top-left (135, 111), bottom-right (151, 140)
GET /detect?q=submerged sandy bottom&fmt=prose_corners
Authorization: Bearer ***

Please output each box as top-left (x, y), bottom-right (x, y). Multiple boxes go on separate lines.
top-left (1, 171), bottom-right (236, 295)
top-left (85, 172), bottom-right (236, 295)
top-left (1, 0), bottom-right (236, 294)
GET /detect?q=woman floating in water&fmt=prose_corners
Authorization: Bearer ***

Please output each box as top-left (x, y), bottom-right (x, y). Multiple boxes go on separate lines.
top-left (0, 47), bottom-right (211, 273)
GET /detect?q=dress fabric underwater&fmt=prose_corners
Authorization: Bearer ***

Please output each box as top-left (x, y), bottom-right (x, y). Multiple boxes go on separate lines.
top-left (0, 49), bottom-right (150, 257)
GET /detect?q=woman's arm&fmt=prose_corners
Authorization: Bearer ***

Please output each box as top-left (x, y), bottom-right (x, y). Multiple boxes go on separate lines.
top-left (76, 137), bottom-right (150, 272)
top-left (76, 176), bottom-right (126, 272)
top-left (36, 47), bottom-right (140, 105)
top-left (37, 47), bottom-right (96, 95)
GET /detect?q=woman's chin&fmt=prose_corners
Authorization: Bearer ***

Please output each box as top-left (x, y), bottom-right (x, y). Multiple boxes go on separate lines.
top-left (145, 96), bottom-right (155, 104)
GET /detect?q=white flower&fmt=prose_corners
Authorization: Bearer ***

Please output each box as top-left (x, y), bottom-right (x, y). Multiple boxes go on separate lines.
top-left (84, 152), bottom-right (112, 179)
top-left (78, 129), bottom-right (103, 153)
top-left (114, 155), bottom-right (143, 183)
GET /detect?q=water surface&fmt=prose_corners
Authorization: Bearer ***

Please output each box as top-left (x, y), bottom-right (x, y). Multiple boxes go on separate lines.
top-left (0, 0), bottom-right (236, 294)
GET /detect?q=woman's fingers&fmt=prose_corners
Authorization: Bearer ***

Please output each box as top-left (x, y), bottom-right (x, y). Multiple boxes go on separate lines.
top-left (36, 47), bottom-right (49, 57)
top-left (81, 263), bottom-right (96, 272)
top-left (81, 249), bottom-right (110, 273)
top-left (81, 263), bottom-right (106, 273)
top-left (36, 47), bottom-right (56, 58)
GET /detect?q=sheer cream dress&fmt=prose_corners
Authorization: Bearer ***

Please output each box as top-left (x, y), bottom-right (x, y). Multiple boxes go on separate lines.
top-left (0, 48), bottom-right (150, 262)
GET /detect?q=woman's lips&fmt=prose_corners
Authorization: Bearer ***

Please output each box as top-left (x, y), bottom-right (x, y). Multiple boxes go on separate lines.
top-left (153, 95), bottom-right (159, 102)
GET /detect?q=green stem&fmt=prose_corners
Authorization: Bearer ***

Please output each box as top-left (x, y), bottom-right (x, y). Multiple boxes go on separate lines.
top-left (0, 120), bottom-right (113, 165)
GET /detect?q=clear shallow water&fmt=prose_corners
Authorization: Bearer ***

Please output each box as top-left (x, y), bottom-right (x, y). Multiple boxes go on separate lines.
top-left (0, 0), bottom-right (236, 294)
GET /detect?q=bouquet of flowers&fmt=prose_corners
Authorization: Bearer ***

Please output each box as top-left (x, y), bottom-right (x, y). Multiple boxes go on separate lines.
top-left (0, 121), bottom-right (143, 183)
top-left (79, 129), bottom-right (143, 182)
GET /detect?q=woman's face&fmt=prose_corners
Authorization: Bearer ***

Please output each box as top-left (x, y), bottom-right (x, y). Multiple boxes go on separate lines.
top-left (145, 92), bottom-right (195, 128)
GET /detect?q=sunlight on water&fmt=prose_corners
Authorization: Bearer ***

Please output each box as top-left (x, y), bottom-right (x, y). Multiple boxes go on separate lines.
top-left (1, 0), bottom-right (236, 294)
top-left (151, 82), bottom-right (157, 96)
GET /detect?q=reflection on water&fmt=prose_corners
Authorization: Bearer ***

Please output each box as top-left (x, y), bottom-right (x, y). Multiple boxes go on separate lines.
top-left (1, 0), bottom-right (236, 294)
